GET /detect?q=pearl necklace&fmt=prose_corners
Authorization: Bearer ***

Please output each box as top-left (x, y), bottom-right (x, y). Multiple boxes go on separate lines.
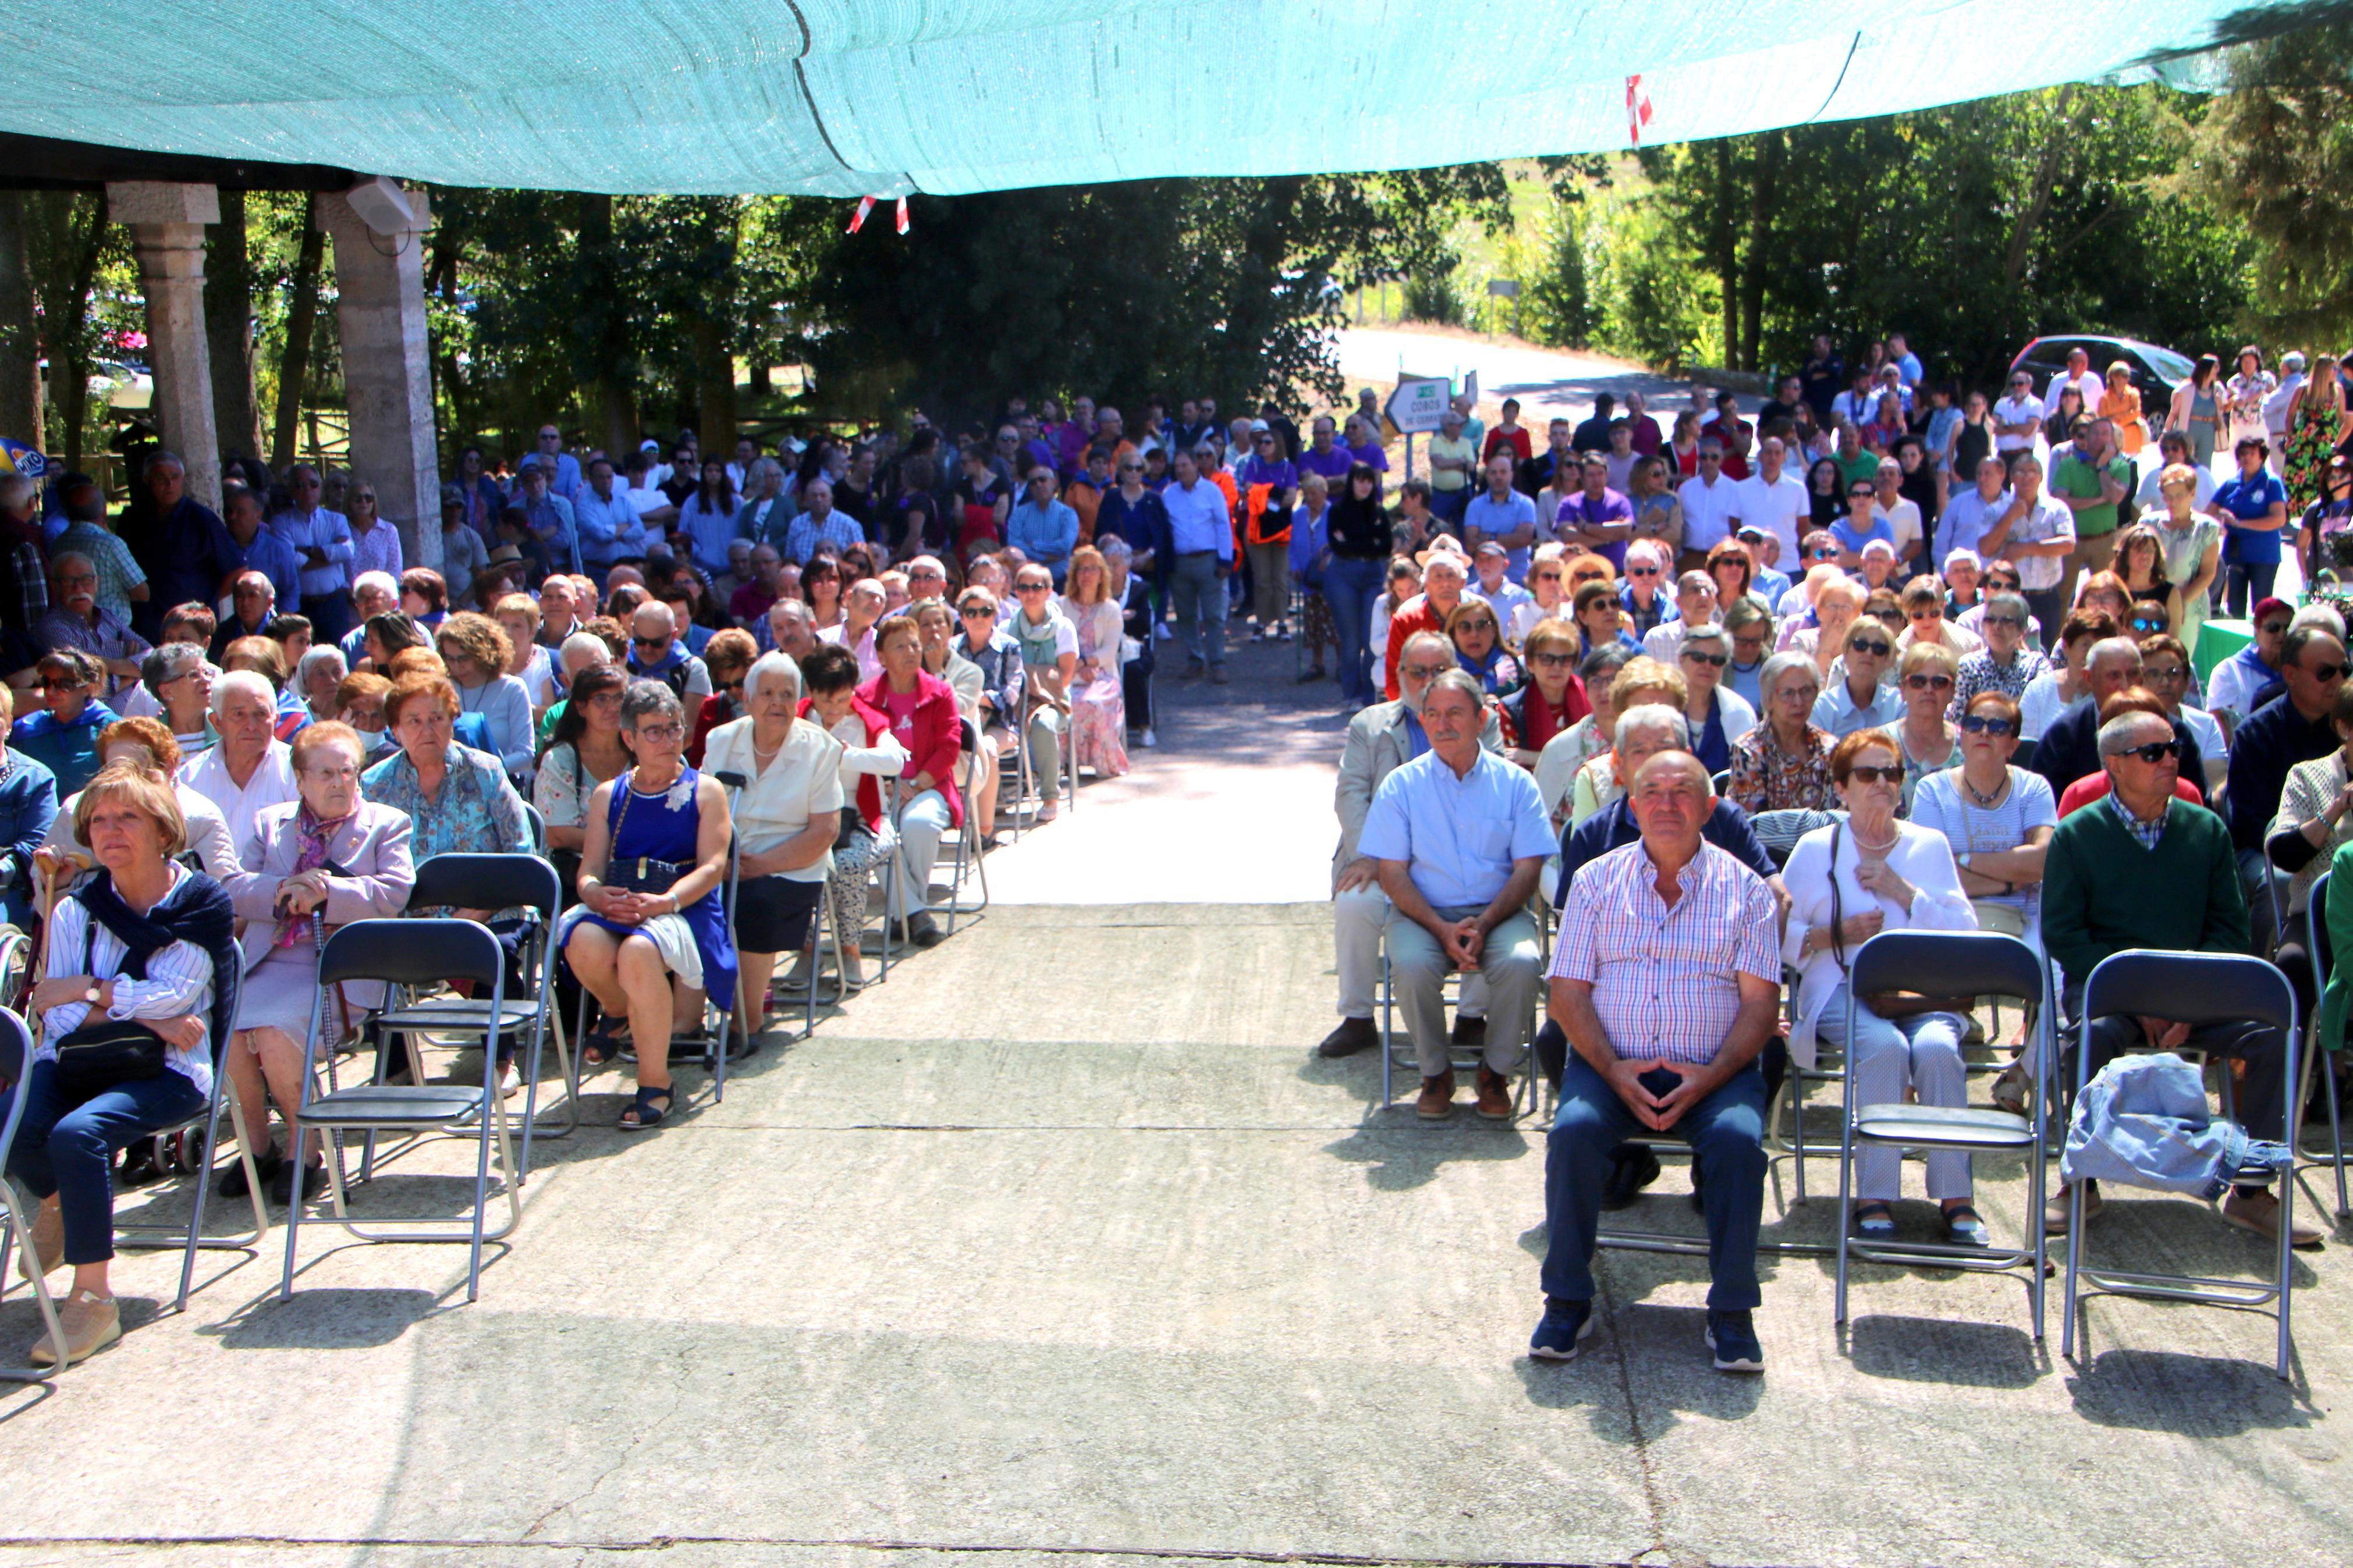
top-left (1850, 820), bottom-right (1901, 854)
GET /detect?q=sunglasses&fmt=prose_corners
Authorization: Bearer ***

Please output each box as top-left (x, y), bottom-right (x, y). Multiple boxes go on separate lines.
top-left (2309, 663), bottom-right (2349, 681)
top-left (1531, 652), bottom-right (1577, 667)
top-left (2114, 739), bottom-right (2181, 763)
top-left (1958, 713), bottom-right (2017, 737)
top-left (1628, 566), bottom-right (1662, 577)
top-left (960, 607), bottom-right (995, 618)
top-left (1016, 582), bottom-right (1051, 592)
top-left (1982, 615), bottom-right (2024, 629)
top-left (1904, 673), bottom-right (1954, 690)
top-left (1809, 547), bottom-right (1840, 560)
top-left (2260, 621), bottom-right (2292, 636)
top-left (2127, 616), bottom-right (2167, 632)
top-left (1400, 662), bottom-right (1454, 681)
top-left (631, 635), bottom-right (668, 649)
top-left (1848, 639), bottom-right (1893, 658)
top-left (1846, 765), bottom-right (1904, 785)
top-left (1681, 650), bottom-right (1728, 667)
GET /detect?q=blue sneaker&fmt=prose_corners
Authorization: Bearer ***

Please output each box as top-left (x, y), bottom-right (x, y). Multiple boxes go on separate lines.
top-left (1705, 1310), bottom-right (1763, 1373)
top-left (1529, 1297), bottom-right (1593, 1361)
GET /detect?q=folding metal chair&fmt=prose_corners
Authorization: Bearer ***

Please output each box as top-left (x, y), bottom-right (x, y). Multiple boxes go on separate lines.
top-left (0, 1007), bottom-right (65, 1379)
top-left (1834, 930), bottom-right (2054, 1339)
top-left (2060, 949), bottom-right (2301, 1380)
top-left (1010, 701), bottom-right (1079, 824)
top-left (109, 1031), bottom-right (272, 1313)
top-left (376, 854), bottom-right (570, 1177)
top-left (521, 802), bottom-right (549, 856)
top-left (935, 718), bottom-right (991, 937)
top-left (565, 829), bottom-right (744, 1106)
top-left (281, 918), bottom-right (519, 1303)
top-left (2299, 873), bottom-right (2348, 1217)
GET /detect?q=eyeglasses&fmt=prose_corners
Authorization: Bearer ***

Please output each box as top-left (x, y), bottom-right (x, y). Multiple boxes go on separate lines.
top-left (2144, 664), bottom-right (2189, 682)
top-left (1531, 652), bottom-right (1576, 668)
top-left (1016, 581), bottom-right (1050, 593)
top-left (57, 574), bottom-right (96, 589)
top-left (1958, 713), bottom-right (2017, 737)
top-left (718, 677), bottom-right (746, 692)
top-left (1904, 673), bottom-right (1954, 690)
top-left (1532, 570), bottom-right (1562, 582)
top-left (1681, 650), bottom-right (1728, 667)
top-left (1845, 765), bottom-right (1904, 784)
top-left (1774, 685), bottom-right (1820, 703)
top-left (631, 635), bottom-right (668, 649)
top-left (1698, 452), bottom-right (1721, 462)
top-left (2113, 739), bottom-right (2181, 763)
top-left (634, 722), bottom-right (686, 742)
top-left (2260, 621), bottom-right (2292, 636)
top-left (1848, 639), bottom-right (1893, 658)
top-left (1982, 615), bottom-right (2024, 629)
top-left (960, 607), bottom-right (995, 619)
top-left (1400, 662), bottom-right (1454, 681)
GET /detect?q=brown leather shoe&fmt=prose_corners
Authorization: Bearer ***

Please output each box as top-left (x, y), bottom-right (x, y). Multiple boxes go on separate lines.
top-left (1317, 1017), bottom-right (1378, 1058)
top-left (1475, 1066), bottom-right (1513, 1120)
top-left (1416, 1069), bottom-right (1456, 1120)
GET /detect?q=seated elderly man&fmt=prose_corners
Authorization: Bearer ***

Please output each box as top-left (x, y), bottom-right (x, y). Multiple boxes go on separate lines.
top-left (175, 670), bottom-right (299, 854)
top-left (2227, 623), bottom-right (2346, 949)
top-left (2031, 635), bottom-right (2202, 799)
top-left (624, 600), bottom-right (713, 702)
top-left (34, 552), bottom-right (150, 696)
top-left (1322, 630), bottom-right (1502, 1061)
top-left (2040, 703), bottom-right (2317, 1246)
top-left (1357, 670), bottom-right (1552, 1120)
top-left (1534, 748), bottom-right (1781, 1371)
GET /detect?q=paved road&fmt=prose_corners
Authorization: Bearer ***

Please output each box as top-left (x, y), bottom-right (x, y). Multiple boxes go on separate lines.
top-left (1334, 325), bottom-right (1739, 426)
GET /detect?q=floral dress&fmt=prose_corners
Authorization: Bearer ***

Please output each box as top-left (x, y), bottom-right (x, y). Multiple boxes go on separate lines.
top-left (1056, 595), bottom-right (1131, 778)
top-left (2286, 389), bottom-right (2347, 511)
top-left (2155, 511), bottom-right (2223, 649)
top-left (361, 740), bottom-right (531, 916)
top-left (1727, 722), bottom-right (1837, 813)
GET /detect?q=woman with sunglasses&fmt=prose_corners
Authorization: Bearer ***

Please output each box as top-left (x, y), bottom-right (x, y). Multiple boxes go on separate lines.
top-left (1896, 578), bottom-right (1980, 658)
top-left (1813, 620), bottom-right (1905, 739)
top-left (802, 555), bottom-right (846, 631)
top-left (1702, 538), bottom-right (1768, 619)
top-left (1499, 620), bottom-right (1589, 769)
top-left (1445, 600), bottom-right (1521, 697)
top-left (1673, 624), bottom-right (1755, 775)
top-left (1889, 642), bottom-right (1961, 812)
top-left (2135, 634), bottom-right (2227, 797)
top-left (1534, 643), bottom-right (1635, 827)
top-left (1783, 728), bottom-right (1982, 1243)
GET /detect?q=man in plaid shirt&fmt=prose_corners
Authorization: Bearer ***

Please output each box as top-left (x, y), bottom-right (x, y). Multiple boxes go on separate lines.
top-left (1533, 749), bottom-right (1782, 1373)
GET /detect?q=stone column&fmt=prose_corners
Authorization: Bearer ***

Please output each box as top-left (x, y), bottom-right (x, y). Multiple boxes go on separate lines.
top-left (322, 183), bottom-right (441, 573)
top-left (106, 182), bottom-right (221, 510)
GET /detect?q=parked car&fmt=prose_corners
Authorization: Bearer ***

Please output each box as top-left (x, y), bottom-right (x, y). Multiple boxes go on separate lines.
top-left (91, 360), bottom-right (153, 411)
top-left (2008, 334), bottom-right (2195, 416)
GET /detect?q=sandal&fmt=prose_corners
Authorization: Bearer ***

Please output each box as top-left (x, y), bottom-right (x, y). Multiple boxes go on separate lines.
top-left (581, 1021), bottom-right (630, 1068)
top-left (1852, 1201), bottom-right (1897, 1237)
top-left (1943, 1204), bottom-right (1990, 1246)
top-left (617, 1084), bottom-right (674, 1132)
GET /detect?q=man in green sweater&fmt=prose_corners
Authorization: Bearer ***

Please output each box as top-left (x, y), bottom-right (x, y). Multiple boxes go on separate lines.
top-left (2041, 707), bottom-right (2319, 1246)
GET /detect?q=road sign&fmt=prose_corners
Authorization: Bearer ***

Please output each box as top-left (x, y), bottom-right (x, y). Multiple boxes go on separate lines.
top-left (1486, 279), bottom-right (1520, 297)
top-left (1386, 376), bottom-right (1450, 435)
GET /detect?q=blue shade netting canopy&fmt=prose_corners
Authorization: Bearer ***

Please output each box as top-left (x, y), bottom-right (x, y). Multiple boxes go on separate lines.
top-left (0, 0), bottom-right (2303, 195)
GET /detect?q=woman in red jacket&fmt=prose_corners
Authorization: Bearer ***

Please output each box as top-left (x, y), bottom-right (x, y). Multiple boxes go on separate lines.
top-left (857, 614), bottom-right (966, 948)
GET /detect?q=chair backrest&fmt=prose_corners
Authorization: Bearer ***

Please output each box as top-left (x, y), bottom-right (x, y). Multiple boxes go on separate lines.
top-left (408, 852), bottom-right (560, 918)
top-left (2311, 873), bottom-right (2334, 986)
top-left (1848, 929), bottom-right (2046, 1007)
top-left (320, 917), bottom-right (504, 989)
top-left (0, 1005), bottom-right (26, 1089)
top-left (2080, 948), bottom-right (2297, 1034)
top-left (521, 802), bottom-right (548, 855)
top-left (708, 770), bottom-right (747, 791)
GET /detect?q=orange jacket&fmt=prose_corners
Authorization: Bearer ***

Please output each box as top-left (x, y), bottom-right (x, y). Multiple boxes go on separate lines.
top-left (1244, 482), bottom-right (1291, 546)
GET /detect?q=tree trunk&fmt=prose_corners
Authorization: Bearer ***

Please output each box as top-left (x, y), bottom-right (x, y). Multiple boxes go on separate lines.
top-left (748, 358), bottom-right (773, 398)
top-left (692, 315), bottom-right (736, 451)
top-left (0, 192), bottom-right (39, 449)
top-left (205, 188), bottom-right (263, 463)
top-left (1713, 140), bottom-right (1741, 371)
top-left (575, 193), bottom-right (640, 458)
top-left (272, 194), bottom-right (324, 469)
top-left (427, 235), bottom-right (470, 450)
top-left (60, 195), bottom-right (106, 472)
top-left (1741, 133), bottom-right (1778, 372)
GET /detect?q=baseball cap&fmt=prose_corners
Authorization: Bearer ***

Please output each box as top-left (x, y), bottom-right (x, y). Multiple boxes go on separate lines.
top-left (1475, 540), bottom-right (1507, 558)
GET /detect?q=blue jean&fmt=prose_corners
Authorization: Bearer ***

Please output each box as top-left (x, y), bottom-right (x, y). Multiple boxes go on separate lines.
top-left (1542, 1054), bottom-right (1768, 1310)
top-left (1168, 552), bottom-right (1228, 667)
top-left (2226, 561), bottom-right (2278, 620)
top-left (3, 1059), bottom-right (207, 1265)
top-left (1323, 555), bottom-right (1386, 706)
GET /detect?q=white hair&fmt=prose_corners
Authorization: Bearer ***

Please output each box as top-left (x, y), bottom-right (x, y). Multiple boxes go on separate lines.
top-left (559, 631), bottom-right (609, 673)
top-left (2290, 603), bottom-right (2347, 641)
top-left (1626, 538), bottom-right (1670, 570)
top-left (49, 551), bottom-right (94, 580)
top-left (353, 570), bottom-right (399, 602)
top-left (210, 669), bottom-right (277, 719)
top-left (744, 651), bottom-right (803, 704)
top-left (294, 644), bottom-right (347, 689)
top-left (1614, 702), bottom-right (1691, 752)
top-left (1943, 548), bottom-right (1983, 575)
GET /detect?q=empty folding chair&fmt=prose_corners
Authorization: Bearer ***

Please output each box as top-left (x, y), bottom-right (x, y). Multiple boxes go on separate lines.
top-left (375, 854), bottom-right (570, 1177)
top-left (281, 918), bottom-right (519, 1303)
top-left (1833, 930), bottom-right (2054, 1338)
top-left (2060, 949), bottom-right (2301, 1379)
top-left (2301, 873), bottom-right (2348, 1217)
top-left (0, 1007), bottom-right (66, 1381)
top-left (938, 718), bottom-right (991, 936)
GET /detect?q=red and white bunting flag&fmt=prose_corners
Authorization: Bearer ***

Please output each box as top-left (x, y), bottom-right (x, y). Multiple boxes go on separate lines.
top-left (895, 196), bottom-right (910, 234)
top-left (1626, 74), bottom-right (1653, 146)
top-left (846, 195), bottom-right (876, 233)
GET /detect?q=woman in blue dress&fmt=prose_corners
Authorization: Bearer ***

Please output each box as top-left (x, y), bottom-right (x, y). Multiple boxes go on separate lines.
top-left (560, 681), bottom-right (735, 1130)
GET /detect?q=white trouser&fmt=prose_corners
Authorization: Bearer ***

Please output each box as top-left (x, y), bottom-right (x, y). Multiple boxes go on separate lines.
top-left (1333, 884), bottom-right (1485, 1019)
top-left (887, 790), bottom-right (953, 919)
top-left (1837, 984), bottom-right (1973, 1201)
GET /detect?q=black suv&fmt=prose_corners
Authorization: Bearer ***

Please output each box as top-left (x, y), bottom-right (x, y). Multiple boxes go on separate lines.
top-left (2008, 334), bottom-right (2196, 413)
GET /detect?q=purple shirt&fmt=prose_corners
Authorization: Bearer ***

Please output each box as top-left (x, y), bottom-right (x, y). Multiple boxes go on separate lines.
top-left (1347, 440), bottom-right (1390, 473)
top-left (1298, 445), bottom-right (1355, 482)
top-left (1556, 487), bottom-right (1636, 571)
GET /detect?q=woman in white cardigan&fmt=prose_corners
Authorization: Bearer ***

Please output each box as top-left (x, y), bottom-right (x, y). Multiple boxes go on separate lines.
top-left (1781, 728), bottom-right (1982, 1244)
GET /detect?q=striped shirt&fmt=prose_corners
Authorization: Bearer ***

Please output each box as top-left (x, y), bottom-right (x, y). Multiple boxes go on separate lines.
top-left (1550, 838), bottom-right (1781, 1066)
top-left (40, 869), bottom-right (218, 1096)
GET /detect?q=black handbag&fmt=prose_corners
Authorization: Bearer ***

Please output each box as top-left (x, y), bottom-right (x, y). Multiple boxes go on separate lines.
top-left (604, 771), bottom-right (685, 894)
top-left (51, 916), bottom-right (166, 1101)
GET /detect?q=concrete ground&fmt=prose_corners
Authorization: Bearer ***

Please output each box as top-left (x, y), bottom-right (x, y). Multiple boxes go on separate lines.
top-left (4, 626), bottom-right (2352, 1568)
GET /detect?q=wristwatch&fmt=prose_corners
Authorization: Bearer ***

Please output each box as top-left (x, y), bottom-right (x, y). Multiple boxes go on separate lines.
top-left (82, 985), bottom-right (100, 1005)
top-left (1958, 852), bottom-right (1974, 868)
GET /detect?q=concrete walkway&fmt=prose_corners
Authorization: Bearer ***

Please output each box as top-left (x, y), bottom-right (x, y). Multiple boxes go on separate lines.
top-left (3, 634), bottom-right (2351, 1567)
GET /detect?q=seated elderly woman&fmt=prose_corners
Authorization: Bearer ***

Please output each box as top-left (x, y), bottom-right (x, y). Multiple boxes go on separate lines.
top-left (1500, 619), bottom-right (1590, 767)
top-left (218, 635), bottom-right (308, 742)
top-left (915, 596), bottom-right (999, 811)
top-left (384, 646), bottom-right (499, 756)
top-left (1729, 652), bottom-right (1839, 813)
top-left (137, 641), bottom-right (217, 761)
top-left (12, 649), bottom-right (118, 797)
top-left (1908, 690), bottom-right (2057, 941)
top-left (0, 686), bottom-right (59, 932)
top-left (435, 611), bottom-right (536, 785)
top-left (798, 641), bottom-right (908, 993)
top-left (1673, 623), bottom-right (1758, 776)
top-left (10, 761), bottom-right (240, 1366)
top-left (1787, 577), bottom-right (1865, 680)
top-left (952, 586), bottom-right (1025, 842)
top-left (1057, 545), bottom-right (1131, 781)
top-left (1568, 657), bottom-right (1687, 827)
top-left (294, 644), bottom-right (349, 727)
top-left (219, 722), bottom-right (414, 1205)
top-left (702, 653), bottom-right (841, 1025)
top-left (1444, 597), bottom-right (1522, 697)
top-left (1782, 729), bottom-right (1983, 1244)
top-left (860, 613), bottom-right (964, 949)
top-left (1812, 617), bottom-right (1906, 738)
top-left (35, 718), bottom-right (239, 908)
top-left (1887, 642), bottom-right (1962, 812)
top-left (1534, 643), bottom-right (1636, 826)
top-left (688, 627), bottom-right (759, 767)
top-left (1895, 577), bottom-right (1982, 658)
top-left (1572, 578), bottom-right (1639, 659)
top-left (337, 671), bottom-right (398, 763)
top-left (560, 682), bottom-right (737, 1131)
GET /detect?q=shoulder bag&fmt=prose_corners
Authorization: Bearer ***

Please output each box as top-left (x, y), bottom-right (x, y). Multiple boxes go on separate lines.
top-left (51, 912), bottom-right (166, 1102)
top-left (1826, 823), bottom-right (1973, 1020)
top-left (601, 771), bottom-right (686, 895)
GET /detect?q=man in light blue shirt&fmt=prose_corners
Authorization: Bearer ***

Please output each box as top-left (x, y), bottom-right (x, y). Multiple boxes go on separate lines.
top-left (573, 456), bottom-right (653, 582)
top-left (530, 423), bottom-right (584, 502)
top-left (1463, 452), bottom-right (1540, 581)
top-left (1007, 465), bottom-right (1080, 586)
top-left (269, 463), bottom-right (356, 640)
top-left (1160, 448), bottom-right (1233, 682)
top-left (1358, 669), bottom-right (1552, 1118)
top-left (782, 478), bottom-right (864, 565)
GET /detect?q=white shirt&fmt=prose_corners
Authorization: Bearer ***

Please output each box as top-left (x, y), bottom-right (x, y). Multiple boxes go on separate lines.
top-left (2265, 373), bottom-right (2307, 439)
top-left (1993, 394), bottom-right (2045, 453)
top-left (1872, 496), bottom-right (1925, 562)
top-left (702, 715), bottom-right (844, 882)
top-left (1676, 472), bottom-right (1741, 554)
top-left (2046, 370), bottom-right (2103, 414)
top-left (1780, 820), bottom-right (1976, 1068)
top-left (1731, 471), bottom-right (1808, 565)
top-left (177, 741), bottom-right (299, 870)
top-left (2135, 464), bottom-right (2216, 511)
top-left (1508, 599), bottom-right (1569, 645)
top-left (2017, 674), bottom-right (2077, 741)
top-left (1467, 576), bottom-right (1533, 623)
